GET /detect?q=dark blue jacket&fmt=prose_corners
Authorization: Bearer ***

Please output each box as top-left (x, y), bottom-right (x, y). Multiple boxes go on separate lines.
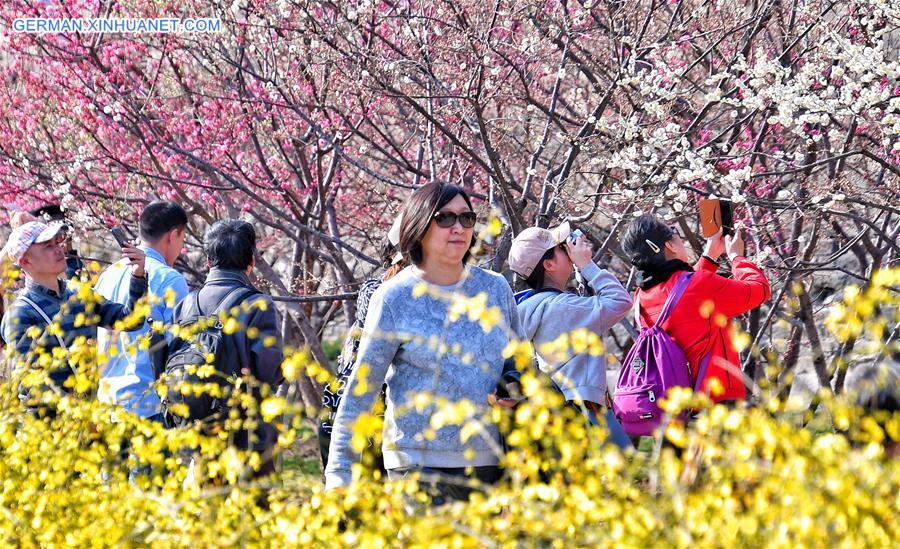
top-left (171, 268), bottom-right (284, 451)
top-left (1, 275), bottom-right (148, 395)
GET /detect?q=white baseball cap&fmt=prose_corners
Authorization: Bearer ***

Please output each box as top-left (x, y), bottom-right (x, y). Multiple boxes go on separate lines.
top-left (387, 213), bottom-right (404, 265)
top-left (1, 221), bottom-right (65, 266)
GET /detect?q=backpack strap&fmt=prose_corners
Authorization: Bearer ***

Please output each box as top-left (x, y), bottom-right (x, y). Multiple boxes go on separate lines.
top-left (654, 272), bottom-right (693, 327)
top-left (693, 353), bottom-right (712, 393)
top-left (632, 273), bottom-right (713, 395)
top-left (191, 291), bottom-right (203, 317)
top-left (18, 295), bottom-right (77, 376)
top-left (211, 286), bottom-right (259, 317)
top-left (632, 293), bottom-right (642, 327)
top-left (188, 286), bottom-right (259, 321)
top-left (632, 272), bottom-right (693, 329)
top-left (19, 295), bottom-right (68, 351)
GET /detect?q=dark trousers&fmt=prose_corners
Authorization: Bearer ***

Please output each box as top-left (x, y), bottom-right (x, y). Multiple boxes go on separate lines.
top-left (386, 465), bottom-right (502, 506)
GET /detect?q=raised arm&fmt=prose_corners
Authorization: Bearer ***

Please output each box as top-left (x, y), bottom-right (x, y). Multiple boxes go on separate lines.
top-left (96, 273), bottom-right (149, 330)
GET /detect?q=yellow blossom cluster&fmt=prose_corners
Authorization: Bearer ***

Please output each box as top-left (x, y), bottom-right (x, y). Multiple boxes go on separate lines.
top-left (826, 268), bottom-right (899, 349)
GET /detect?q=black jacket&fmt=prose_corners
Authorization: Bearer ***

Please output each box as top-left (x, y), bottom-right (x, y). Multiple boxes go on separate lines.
top-left (172, 268), bottom-right (284, 451)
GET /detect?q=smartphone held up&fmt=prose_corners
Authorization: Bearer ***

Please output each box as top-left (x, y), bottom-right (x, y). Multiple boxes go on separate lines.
top-left (568, 228), bottom-right (584, 245)
top-left (698, 198), bottom-right (733, 238)
top-left (110, 227), bottom-right (130, 248)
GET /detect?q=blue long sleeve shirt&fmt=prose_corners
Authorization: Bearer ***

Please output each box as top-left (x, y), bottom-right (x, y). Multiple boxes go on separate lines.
top-left (96, 246), bottom-right (188, 417)
top-left (325, 266), bottom-right (525, 489)
top-left (516, 261), bottom-right (633, 404)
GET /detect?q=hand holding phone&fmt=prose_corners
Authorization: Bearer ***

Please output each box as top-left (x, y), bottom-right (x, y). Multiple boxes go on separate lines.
top-left (725, 230), bottom-right (746, 261)
top-left (564, 235), bottom-right (593, 269)
top-left (568, 229), bottom-right (583, 245)
top-left (111, 228), bottom-right (146, 277)
top-left (702, 228), bottom-right (725, 261)
top-left (119, 245), bottom-right (146, 278)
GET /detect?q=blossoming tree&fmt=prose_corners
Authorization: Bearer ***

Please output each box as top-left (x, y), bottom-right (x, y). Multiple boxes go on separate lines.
top-left (0, 0), bottom-right (897, 408)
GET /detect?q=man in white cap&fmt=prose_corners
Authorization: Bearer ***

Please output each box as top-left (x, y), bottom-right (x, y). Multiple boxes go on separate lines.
top-left (1, 221), bottom-right (147, 411)
top-left (508, 222), bottom-right (633, 449)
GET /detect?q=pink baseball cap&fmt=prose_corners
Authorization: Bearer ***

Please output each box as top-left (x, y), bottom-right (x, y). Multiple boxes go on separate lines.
top-left (1, 221), bottom-right (65, 266)
top-left (508, 222), bottom-right (572, 277)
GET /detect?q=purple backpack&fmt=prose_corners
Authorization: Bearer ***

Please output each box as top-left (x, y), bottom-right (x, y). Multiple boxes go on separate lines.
top-left (613, 272), bottom-right (708, 437)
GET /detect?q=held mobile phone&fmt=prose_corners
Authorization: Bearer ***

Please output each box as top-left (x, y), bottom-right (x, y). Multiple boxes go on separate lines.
top-left (720, 200), bottom-right (734, 237)
top-left (568, 229), bottom-right (584, 245)
top-left (698, 198), bottom-right (734, 238)
top-left (110, 227), bottom-right (130, 248)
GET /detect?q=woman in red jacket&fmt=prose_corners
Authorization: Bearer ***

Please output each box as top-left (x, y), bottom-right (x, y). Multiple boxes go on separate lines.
top-left (621, 215), bottom-right (771, 403)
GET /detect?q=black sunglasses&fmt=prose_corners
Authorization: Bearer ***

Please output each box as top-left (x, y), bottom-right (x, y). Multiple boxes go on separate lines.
top-left (433, 210), bottom-right (477, 229)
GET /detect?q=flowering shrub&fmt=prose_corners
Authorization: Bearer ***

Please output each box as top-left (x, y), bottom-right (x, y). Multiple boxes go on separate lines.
top-left (0, 266), bottom-right (897, 546)
top-left (1, 353), bottom-right (898, 546)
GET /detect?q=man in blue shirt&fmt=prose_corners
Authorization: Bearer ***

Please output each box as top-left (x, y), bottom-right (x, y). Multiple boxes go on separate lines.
top-left (96, 201), bottom-right (189, 423)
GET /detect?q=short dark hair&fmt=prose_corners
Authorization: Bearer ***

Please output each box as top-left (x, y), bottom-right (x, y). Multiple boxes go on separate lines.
top-left (621, 214), bottom-right (674, 268)
top-left (398, 182), bottom-right (475, 266)
top-left (204, 219), bottom-right (256, 270)
top-left (524, 247), bottom-right (558, 289)
top-left (139, 201), bottom-right (188, 243)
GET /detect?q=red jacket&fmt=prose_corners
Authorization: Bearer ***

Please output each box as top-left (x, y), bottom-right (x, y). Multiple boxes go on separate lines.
top-left (634, 256), bottom-right (771, 402)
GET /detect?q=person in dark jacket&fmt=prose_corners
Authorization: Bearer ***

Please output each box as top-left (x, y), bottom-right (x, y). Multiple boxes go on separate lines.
top-left (169, 219), bottom-right (284, 477)
top-left (621, 215), bottom-right (771, 403)
top-left (1, 221), bottom-right (147, 410)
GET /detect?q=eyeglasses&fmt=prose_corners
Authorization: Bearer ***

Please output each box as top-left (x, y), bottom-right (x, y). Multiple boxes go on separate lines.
top-left (432, 210), bottom-right (477, 229)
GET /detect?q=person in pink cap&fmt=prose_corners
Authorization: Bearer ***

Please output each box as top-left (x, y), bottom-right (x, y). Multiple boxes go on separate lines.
top-left (509, 222), bottom-right (634, 449)
top-left (1, 221), bottom-right (148, 414)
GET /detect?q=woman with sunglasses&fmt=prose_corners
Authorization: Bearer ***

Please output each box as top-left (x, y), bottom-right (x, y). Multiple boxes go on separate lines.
top-left (325, 182), bottom-right (525, 503)
top-left (621, 214), bottom-right (771, 404)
